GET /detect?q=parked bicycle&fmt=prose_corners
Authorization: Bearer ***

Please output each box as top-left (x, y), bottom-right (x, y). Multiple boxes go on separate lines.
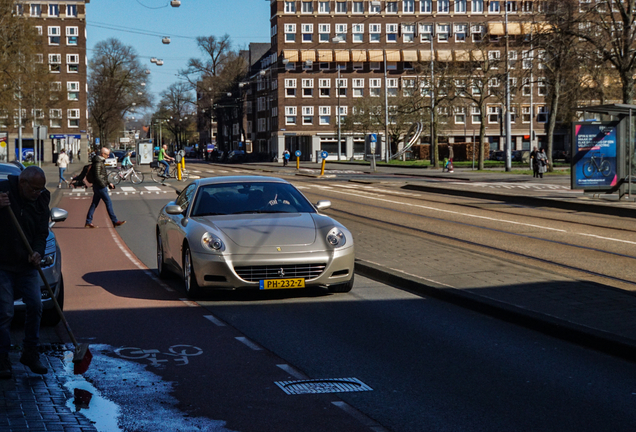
top-left (107, 165), bottom-right (144, 185)
top-left (582, 152), bottom-right (612, 178)
top-left (150, 160), bottom-right (189, 183)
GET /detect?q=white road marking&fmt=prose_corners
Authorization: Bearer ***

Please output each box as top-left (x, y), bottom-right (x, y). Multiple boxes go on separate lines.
top-left (120, 187), bottom-right (136, 192)
top-left (578, 233), bottom-right (636, 245)
top-left (276, 364), bottom-right (308, 379)
top-left (144, 186), bottom-right (162, 191)
top-left (179, 298), bottom-right (199, 307)
top-left (203, 314), bottom-right (226, 327)
top-left (309, 186), bottom-right (567, 232)
top-left (235, 337), bottom-right (262, 351)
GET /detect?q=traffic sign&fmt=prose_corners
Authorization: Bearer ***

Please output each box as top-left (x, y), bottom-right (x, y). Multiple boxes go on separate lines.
top-left (295, 150), bottom-right (301, 157)
top-left (321, 150), bottom-right (329, 159)
top-left (369, 133), bottom-right (377, 143)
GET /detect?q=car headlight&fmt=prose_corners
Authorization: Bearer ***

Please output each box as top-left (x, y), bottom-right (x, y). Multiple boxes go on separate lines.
top-left (201, 232), bottom-right (224, 251)
top-left (326, 228), bottom-right (346, 248)
top-left (40, 253), bottom-right (55, 268)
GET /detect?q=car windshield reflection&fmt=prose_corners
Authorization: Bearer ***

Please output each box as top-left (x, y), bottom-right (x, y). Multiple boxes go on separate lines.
top-left (191, 182), bottom-right (316, 217)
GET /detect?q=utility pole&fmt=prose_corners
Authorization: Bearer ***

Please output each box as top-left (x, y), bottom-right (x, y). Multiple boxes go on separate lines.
top-left (504, 2), bottom-right (512, 171)
top-left (430, 35), bottom-right (435, 166)
top-left (337, 67), bottom-right (342, 161)
top-left (384, 51), bottom-right (390, 163)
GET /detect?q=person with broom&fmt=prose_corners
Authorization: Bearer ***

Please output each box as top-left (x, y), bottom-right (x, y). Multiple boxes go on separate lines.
top-left (0, 166), bottom-right (50, 378)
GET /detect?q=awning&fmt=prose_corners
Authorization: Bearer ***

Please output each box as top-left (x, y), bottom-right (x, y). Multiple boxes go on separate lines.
top-left (317, 50), bottom-right (333, 62)
top-left (508, 22), bottom-right (522, 35)
top-left (488, 22), bottom-right (505, 36)
top-left (334, 49), bottom-right (350, 62)
top-left (419, 50), bottom-right (433, 62)
top-left (351, 49), bottom-right (367, 62)
top-left (385, 50), bottom-right (401, 62)
top-left (300, 50), bottom-right (316, 62)
top-left (402, 50), bottom-right (418, 62)
top-left (282, 50), bottom-right (299, 62)
top-left (454, 50), bottom-right (471, 62)
top-left (472, 50), bottom-right (485, 61)
top-left (368, 50), bottom-right (384, 62)
top-left (521, 22), bottom-right (553, 35)
top-left (437, 50), bottom-right (453, 62)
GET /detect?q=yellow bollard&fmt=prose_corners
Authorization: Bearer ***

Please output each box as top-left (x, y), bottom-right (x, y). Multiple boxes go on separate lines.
top-left (180, 158), bottom-right (186, 180)
top-left (177, 163), bottom-right (182, 181)
top-left (320, 158), bottom-right (326, 176)
top-left (296, 157), bottom-right (300, 170)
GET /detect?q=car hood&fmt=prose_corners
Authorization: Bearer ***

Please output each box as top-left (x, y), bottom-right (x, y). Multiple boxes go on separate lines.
top-left (211, 213), bottom-right (317, 247)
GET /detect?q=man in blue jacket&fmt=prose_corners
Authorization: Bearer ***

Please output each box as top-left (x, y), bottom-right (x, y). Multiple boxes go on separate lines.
top-left (0, 166), bottom-right (50, 378)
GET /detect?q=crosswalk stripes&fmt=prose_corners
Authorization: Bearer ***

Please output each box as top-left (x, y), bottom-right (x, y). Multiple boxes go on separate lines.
top-left (64, 185), bottom-right (172, 196)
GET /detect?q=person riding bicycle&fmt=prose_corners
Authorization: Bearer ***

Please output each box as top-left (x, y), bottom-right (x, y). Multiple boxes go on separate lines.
top-left (121, 152), bottom-right (133, 170)
top-left (158, 145), bottom-right (174, 178)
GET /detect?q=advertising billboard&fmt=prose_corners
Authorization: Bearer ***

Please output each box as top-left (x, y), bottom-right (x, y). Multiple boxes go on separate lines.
top-left (571, 122), bottom-right (619, 190)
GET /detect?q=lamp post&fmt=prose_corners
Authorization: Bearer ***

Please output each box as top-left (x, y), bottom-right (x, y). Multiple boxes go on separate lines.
top-left (504, 1), bottom-right (512, 171)
top-left (384, 50), bottom-right (390, 163)
top-left (337, 67), bottom-right (342, 161)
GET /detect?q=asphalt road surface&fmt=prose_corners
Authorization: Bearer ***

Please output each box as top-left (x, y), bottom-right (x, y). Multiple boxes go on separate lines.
top-left (52, 168), bottom-right (636, 432)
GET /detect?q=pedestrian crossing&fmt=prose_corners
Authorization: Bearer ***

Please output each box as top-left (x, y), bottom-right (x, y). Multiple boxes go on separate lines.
top-left (64, 185), bottom-right (171, 196)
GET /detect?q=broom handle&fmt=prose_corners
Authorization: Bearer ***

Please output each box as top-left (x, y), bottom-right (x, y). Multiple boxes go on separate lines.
top-left (4, 206), bottom-right (80, 348)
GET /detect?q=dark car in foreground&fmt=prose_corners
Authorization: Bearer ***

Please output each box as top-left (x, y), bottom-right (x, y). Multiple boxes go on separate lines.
top-left (0, 162), bottom-right (68, 325)
top-left (156, 176), bottom-right (355, 298)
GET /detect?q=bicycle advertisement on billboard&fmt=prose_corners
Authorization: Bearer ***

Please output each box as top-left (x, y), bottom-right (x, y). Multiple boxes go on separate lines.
top-left (571, 121), bottom-right (619, 190)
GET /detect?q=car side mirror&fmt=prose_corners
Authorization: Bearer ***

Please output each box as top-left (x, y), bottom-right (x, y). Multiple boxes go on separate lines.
top-left (165, 205), bottom-right (184, 215)
top-left (49, 207), bottom-right (68, 228)
top-left (315, 200), bottom-right (331, 210)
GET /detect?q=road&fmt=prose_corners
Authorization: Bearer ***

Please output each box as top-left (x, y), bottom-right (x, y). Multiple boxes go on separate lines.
top-left (50, 165), bottom-right (636, 432)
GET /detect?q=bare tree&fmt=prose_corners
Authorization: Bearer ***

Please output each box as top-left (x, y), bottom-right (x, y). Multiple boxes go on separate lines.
top-left (88, 38), bottom-right (152, 145)
top-left (155, 82), bottom-right (196, 149)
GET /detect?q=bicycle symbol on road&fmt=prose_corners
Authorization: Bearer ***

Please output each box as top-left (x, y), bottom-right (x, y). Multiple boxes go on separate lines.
top-left (114, 345), bottom-right (203, 367)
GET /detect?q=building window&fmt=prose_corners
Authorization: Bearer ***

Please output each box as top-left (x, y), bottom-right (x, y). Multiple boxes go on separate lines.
top-left (537, 77), bottom-right (547, 96)
top-left (369, 24), bottom-right (381, 42)
top-left (15, 4), bottom-right (23, 16)
top-left (48, 54), bottom-right (61, 72)
top-left (489, 1), bottom-right (501, 13)
top-left (319, 61), bottom-right (329, 70)
top-left (370, 1), bottom-right (381, 13)
top-left (67, 81), bottom-right (80, 100)
top-left (353, 1), bottom-right (364, 13)
top-left (30, 4), bottom-right (41, 16)
top-left (353, 62), bottom-right (364, 71)
top-left (319, 106), bottom-right (331, 125)
top-left (284, 1), bottom-right (296, 13)
top-left (455, 107), bottom-right (466, 124)
top-left (420, 24), bottom-right (433, 42)
top-left (338, 106), bottom-right (347, 124)
top-left (437, 24), bottom-right (450, 42)
top-left (285, 106), bottom-right (297, 125)
top-left (421, 0), bottom-right (432, 12)
top-left (352, 24), bottom-right (364, 43)
top-left (50, 109), bottom-right (62, 128)
top-left (285, 79), bottom-right (297, 97)
top-left (68, 109), bottom-right (80, 128)
top-left (387, 78), bottom-right (398, 97)
top-left (352, 78), bottom-right (364, 97)
top-left (386, 24), bottom-right (398, 42)
top-left (537, 106), bottom-right (548, 123)
top-left (438, 0), bottom-right (450, 12)
top-left (302, 106), bottom-right (314, 124)
top-left (48, 27), bottom-right (61, 45)
top-left (319, 78), bottom-right (331, 97)
top-left (369, 78), bottom-right (381, 97)
top-left (488, 106), bottom-right (501, 123)
top-left (335, 1), bottom-right (347, 13)
top-left (506, 0), bottom-right (518, 12)
top-left (455, 0), bottom-right (467, 12)
top-left (403, 0), bottom-right (415, 13)
top-left (335, 23), bottom-right (347, 42)
top-left (522, 106), bottom-right (531, 123)
top-left (402, 24), bottom-right (415, 43)
top-left (66, 5), bottom-right (77, 17)
top-left (302, 79), bottom-right (314, 97)
top-left (301, 1), bottom-right (313, 13)
top-left (319, 23), bottom-right (330, 42)
top-left (66, 27), bottom-right (79, 45)
top-left (522, 78), bottom-right (531, 96)
top-left (472, 24), bottom-right (485, 43)
top-left (455, 24), bottom-right (467, 42)
top-left (67, 54), bottom-right (79, 73)
top-left (319, 1), bottom-right (330, 13)
top-left (386, 1), bottom-right (398, 13)
top-left (284, 24), bottom-right (296, 43)
top-left (48, 4), bottom-right (59, 17)
top-left (472, 0), bottom-right (484, 12)
top-left (471, 106), bottom-right (482, 124)
top-left (336, 78), bottom-right (347, 96)
top-left (301, 24), bottom-right (313, 42)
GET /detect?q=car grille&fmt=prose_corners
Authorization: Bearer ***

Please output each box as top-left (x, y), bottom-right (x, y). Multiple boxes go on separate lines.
top-left (235, 263), bottom-right (327, 282)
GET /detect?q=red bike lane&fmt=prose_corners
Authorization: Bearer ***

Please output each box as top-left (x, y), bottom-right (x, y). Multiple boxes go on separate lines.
top-left (52, 194), bottom-right (375, 432)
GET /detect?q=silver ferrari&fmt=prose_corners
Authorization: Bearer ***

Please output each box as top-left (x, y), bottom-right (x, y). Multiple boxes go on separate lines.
top-left (156, 176), bottom-right (355, 297)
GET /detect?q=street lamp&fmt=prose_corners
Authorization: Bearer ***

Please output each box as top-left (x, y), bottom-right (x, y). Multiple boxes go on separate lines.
top-left (504, 2), bottom-right (512, 171)
top-left (332, 36), bottom-right (344, 161)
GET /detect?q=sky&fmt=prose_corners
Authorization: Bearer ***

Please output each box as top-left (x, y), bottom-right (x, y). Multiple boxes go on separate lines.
top-left (86, 0), bottom-right (271, 112)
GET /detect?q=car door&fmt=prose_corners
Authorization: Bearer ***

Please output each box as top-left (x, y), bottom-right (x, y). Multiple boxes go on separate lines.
top-left (165, 184), bottom-right (198, 270)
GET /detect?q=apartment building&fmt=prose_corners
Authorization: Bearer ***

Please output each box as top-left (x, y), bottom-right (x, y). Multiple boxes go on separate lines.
top-left (1, 1), bottom-right (90, 164)
top-left (241, 0), bottom-right (552, 162)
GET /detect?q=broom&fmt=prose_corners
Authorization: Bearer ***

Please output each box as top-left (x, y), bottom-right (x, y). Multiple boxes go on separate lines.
top-left (5, 206), bottom-right (92, 374)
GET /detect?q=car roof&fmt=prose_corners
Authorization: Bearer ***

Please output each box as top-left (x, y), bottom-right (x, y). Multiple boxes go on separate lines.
top-left (195, 175), bottom-right (289, 186)
top-left (0, 162), bottom-right (24, 179)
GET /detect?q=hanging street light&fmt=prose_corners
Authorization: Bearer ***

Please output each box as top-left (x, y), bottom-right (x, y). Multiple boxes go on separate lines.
top-left (170, 0), bottom-right (181, 7)
top-left (150, 58), bottom-right (157, 64)
top-left (156, 59), bottom-right (164, 66)
top-left (162, 37), bottom-right (171, 44)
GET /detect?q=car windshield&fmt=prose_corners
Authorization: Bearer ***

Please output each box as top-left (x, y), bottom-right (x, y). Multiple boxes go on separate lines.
top-left (191, 182), bottom-right (316, 216)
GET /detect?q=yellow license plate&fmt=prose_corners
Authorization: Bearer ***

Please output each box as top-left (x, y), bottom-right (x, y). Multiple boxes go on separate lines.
top-left (259, 278), bottom-right (305, 290)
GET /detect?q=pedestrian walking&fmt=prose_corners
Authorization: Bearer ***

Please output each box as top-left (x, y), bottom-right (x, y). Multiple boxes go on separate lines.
top-left (84, 147), bottom-right (126, 229)
top-left (57, 149), bottom-right (70, 188)
top-left (69, 149), bottom-right (74, 164)
top-left (530, 146), bottom-right (539, 178)
top-left (282, 149), bottom-right (290, 167)
top-left (0, 166), bottom-right (51, 378)
top-left (536, 148), bottom-right (548, 179)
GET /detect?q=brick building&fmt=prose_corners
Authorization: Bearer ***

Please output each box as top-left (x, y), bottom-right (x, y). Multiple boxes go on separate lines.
top-left (237, 0), bottom-right (554, 162)
top-left (0, 1), bottom-right (90, 164)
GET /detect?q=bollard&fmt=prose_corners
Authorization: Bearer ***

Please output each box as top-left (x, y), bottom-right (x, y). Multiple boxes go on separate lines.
top-left (296, 157), bottom-right (300, 170)
top-left (320, 158), bottom-right (326, 176)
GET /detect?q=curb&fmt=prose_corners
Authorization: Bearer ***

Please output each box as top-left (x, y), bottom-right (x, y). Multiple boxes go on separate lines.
top-left (355, 259), bottom-right (636, 363)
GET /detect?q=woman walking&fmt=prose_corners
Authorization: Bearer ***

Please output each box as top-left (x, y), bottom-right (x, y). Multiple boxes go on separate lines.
top-left (57, 149), bottom-right (70, 188)
top-left (536, 148), bottom-right (548, 179)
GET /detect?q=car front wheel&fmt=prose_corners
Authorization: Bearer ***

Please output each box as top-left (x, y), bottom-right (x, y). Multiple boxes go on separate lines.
top-left (157, 231), bottom-right (169, 279)
top-left (327, 274), bottom-right (354, 293)
top-left (183, 246), bottom-right (201, 298)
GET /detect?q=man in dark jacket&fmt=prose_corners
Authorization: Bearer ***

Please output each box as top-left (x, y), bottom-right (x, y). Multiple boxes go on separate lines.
top-left (84, 147), bottom-right (126, 228)
top-left (0, 166), bottom-right (50, 378)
